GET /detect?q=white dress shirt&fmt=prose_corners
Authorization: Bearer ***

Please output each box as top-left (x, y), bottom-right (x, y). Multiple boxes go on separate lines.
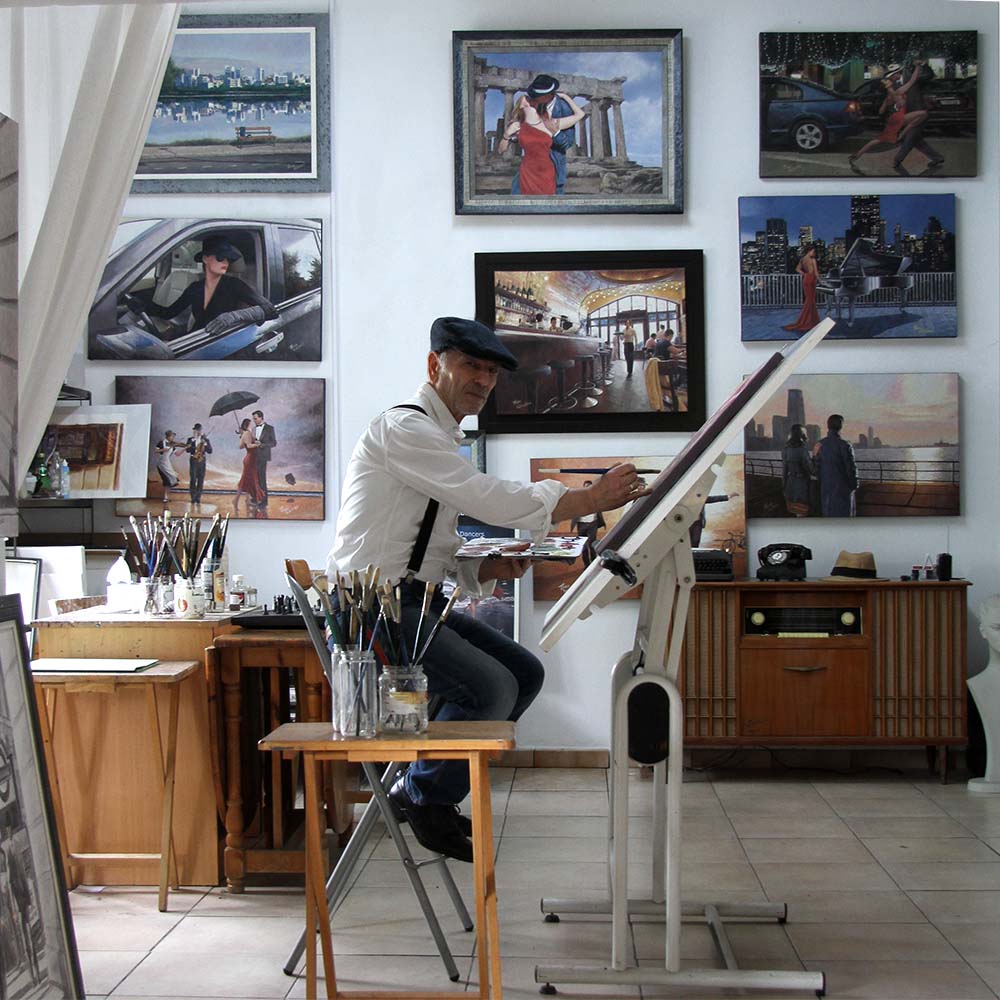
top-left (327, 383), bottom-right (567, 595)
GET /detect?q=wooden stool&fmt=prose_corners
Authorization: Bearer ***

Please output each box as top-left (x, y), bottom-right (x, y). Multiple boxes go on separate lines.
top-left (32, 659), bottom-right (198, 911)
top-left (259, 721), bottom-right (515, 1000)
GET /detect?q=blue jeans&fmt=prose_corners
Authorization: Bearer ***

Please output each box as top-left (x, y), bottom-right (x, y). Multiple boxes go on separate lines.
top-left (398, 585), bottom-right (543, 806)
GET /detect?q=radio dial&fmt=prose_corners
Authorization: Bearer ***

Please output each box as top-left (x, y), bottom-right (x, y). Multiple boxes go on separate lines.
top-left (840, 611), bottom-right (856, 627)
top-left (750, 611), bottom-right (766, 626)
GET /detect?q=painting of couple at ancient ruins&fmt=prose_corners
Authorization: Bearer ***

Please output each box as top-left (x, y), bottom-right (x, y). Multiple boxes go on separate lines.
top-left (453, 30), bottom-right (683, 215)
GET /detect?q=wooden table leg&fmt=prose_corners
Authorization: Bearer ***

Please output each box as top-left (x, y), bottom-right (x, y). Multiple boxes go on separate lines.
top-left (221, 652), bottom-right (246, 892)
top-left (156, 684), bottom-right (181, 910)
top-left (469, 753), bottom-right (502, 1000)
top-left (304, 753), bottom-right (336, 999)
top-left (34, 686), bottom-right (74, 887)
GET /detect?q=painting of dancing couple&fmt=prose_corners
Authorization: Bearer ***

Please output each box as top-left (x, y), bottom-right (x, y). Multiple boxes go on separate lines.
top-left (759, 31), bottom-right (977, 178)
top-left (739, 194), bottom-right (957, 341)
top-left (453, 29), bottom-right (682, 214)
top-left (114, 376), bottom-right (325, 521)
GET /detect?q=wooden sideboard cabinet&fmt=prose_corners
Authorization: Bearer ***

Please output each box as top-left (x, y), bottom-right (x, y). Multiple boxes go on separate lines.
top-left (678, 580), bottom-right (969, 769)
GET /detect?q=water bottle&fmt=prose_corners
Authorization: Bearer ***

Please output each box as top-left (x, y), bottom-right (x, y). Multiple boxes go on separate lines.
top-left (60, 459), bottom-right (71, 498)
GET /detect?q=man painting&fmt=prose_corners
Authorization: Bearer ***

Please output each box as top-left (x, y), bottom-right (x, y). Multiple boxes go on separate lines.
top-left (511, 74), bottom-right (577, 195)
top-left (185, 422), bottom-right (212, 505)
top-left (252, 409), bottom-right (277, 509)
top-left (813, 413), bottom-right (859, 516)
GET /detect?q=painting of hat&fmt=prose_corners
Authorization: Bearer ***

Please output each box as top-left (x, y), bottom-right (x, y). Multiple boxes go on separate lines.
top-left (823, 550), bottom-right (886, 581)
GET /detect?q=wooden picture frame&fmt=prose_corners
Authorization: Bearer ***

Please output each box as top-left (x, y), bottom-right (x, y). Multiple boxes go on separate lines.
top-left (132, 13), bottom-right (331, 193)
top-left (475, 249), bottom-right (705, 434)
top-left (0, 594), bottom-right (85, 998)
top-left (453, 29), bottom-right (683, 214)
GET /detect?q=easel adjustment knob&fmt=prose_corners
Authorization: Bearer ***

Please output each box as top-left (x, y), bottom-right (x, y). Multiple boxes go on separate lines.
top-left (599, 549), bottom-right (637, 587)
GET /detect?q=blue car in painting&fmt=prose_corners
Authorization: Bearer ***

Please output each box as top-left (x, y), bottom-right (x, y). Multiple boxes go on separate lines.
top-left (88, 218), bottom-right (322, 361)
top-left (761, 76), bottom-right (863, 152)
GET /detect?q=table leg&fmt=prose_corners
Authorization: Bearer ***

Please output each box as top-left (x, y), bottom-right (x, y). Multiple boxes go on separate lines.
top-left (304, 754), bottom-right (337, 999)
top-left (157, 685), bottom-right (181, 910)
top-left (34, 687), bottom-right (73, 887)
top-left (469, 753), bottom-right (502, 1000)
top-left (221, 653), bottom-right (246, 892)
top-left (269, 669), bottom-right (285, 848)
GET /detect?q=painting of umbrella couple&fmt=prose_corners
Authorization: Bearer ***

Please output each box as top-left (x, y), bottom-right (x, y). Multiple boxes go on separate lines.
top-left (114, 375), bottom-right (325, 521)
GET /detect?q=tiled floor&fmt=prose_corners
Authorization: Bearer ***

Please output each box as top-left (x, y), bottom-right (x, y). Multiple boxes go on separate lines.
top-left (71, 767), bottom-right (1000, 999)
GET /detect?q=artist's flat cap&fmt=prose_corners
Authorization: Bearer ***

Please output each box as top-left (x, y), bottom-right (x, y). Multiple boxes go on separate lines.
top-left (430, 317), bottom-right (518, 371)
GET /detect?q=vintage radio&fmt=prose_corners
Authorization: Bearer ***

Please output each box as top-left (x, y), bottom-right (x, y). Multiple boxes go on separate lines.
top-left (744, 605), bottom-right (862, 637)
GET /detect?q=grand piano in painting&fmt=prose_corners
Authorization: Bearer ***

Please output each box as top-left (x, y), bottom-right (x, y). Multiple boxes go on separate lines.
top-left (817, 237), bottom-right (914, 327)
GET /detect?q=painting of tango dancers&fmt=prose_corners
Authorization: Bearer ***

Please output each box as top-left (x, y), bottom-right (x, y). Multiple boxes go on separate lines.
top-left (759, 31), bottom-right (976, 178)
top-left (114, 375), bottom-right (325, 521)
top-left (739, 194), bottom-right (957, 341)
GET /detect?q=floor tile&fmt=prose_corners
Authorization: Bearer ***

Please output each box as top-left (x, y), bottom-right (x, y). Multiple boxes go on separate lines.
top-left (286, 954), bottom-right (471, 997)
top-left (780, 890), bottom-right (927, 924)
top-left (512, 768), bottom-right (608, 792)
top-left (494, 894), bottom-right (624, 961)
top-left (79, 951), bottom-right (146, 996)
top-left (843, 816), bottom-right (977, 839)
top-left (804, 958), bottom-right (995, 998)
top-left (935, 796), bottom-right (1000, 818)
top-left (741, 837), bottom-right (873, 864)
top-left (495, 860), bottom-right (609, 891)
top-left (812, 781), bottom-right (932, 800)
top-left (500, 815), bottom-right (609, 838)
top-left (729, 814), bottom-right (855, 839)
top-left (190, 887), bottom-right (305, 918)
top-left (753, 861), bottom-right (897, 895)
top-left (71, 911), bottom-right (182, 952)
top-left (828, 797), bottom-right (948, 818)
top-left (492, 955), bottom-right (640, 997)
top-left (505, 791), bottom-right (609, 816)
top-left (786, 922), bottom-right (961, 962)
top-left (862, 837), bottom-right (1000, 864)
top-left (678, 860), bottom-right (762, 894)
top-left (354, 857), bottom-right (475, 889)
top-left (149, 915), bottom-right (309, 956)
top-left (111, 951), bottom-right (294, 997)
top-left (934, 921), bottom-right (1000, 963)
top-left (883, 861), bottom-right (1000, 890)
top-left (497, 836), bottom-right (610, 864)
top-left (971, 961), bottom-right (1000, 995)
top-left (634, 920), bottom-right (797, 963)
top-left (70, 886), bottom-right (208, 917)
top-left (637, 957), bottom-right (813, 998)
top-left (907, 890), bottom-right (1000, 924)
top-left (986, 838), bottom-right (1000, 856)
top-left (951, 814), bottom-right (1000, 837)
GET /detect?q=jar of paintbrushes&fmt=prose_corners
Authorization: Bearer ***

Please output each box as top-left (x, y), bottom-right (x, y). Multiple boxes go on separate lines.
top-left (334, 648), bottom-right (378, 738)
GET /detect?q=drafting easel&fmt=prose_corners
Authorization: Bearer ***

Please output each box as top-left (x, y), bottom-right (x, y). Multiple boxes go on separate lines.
top-left (534, 319), bottom-right (834, 998)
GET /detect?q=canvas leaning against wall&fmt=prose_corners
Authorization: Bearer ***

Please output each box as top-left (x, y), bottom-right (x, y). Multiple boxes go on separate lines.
top-left (0, 114), bottom-right (18, 538)
top-left (529, 456), bottom-right (747, 600)
top-left (88, 218), bottom-right (323, 363)
top-left (132, 13), bottom-right (331, 193)
top-left (115, 376), bottom-right (325, 521)
top-left (759, 30), bottom-right (977, 178)
top-left (740, 194), bottom-right (957, 341)
top-left (744, 373), bottom-right (960, 518)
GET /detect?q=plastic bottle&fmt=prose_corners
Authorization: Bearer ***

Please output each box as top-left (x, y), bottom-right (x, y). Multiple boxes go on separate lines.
top-left (105, 555), bottom-right (133, 610)
top-left (60, 459), bottom-right (71, 498)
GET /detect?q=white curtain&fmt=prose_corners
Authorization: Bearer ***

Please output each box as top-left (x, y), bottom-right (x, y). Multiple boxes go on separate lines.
top-left (8, 2), bottom-right (180, 481)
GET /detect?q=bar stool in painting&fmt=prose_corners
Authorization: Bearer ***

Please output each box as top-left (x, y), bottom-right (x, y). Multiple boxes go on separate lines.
top-left (598, 345), bottom-right (614, 385)
top-left (508, 364), bottom-right (551, 413)
top-left (546, 358), bottom-right (578, 411)
top-left (575, 354), bottom-right (600, 408)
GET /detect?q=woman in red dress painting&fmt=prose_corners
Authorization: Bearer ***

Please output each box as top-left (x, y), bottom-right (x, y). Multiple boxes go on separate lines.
top-left (233, 417), bottom-right (263, 513)
top-left (498, 91), bottom-right (585, 195)
top-left (783, 246), bottom-right (821, 333)
top-left (848, 62), bottom-right (929, 170)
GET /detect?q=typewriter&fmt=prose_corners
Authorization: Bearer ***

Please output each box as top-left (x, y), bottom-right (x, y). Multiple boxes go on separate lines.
top-left (692, 548), bottom-right (734, 581)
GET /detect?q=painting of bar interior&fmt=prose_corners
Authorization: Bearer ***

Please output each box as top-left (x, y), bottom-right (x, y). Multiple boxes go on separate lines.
top-left (739, 194), bottom-right (956, 341)
top-left (744, 372), bottom-right (959, 518)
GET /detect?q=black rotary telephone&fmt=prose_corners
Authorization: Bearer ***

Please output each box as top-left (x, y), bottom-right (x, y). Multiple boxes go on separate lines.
top-left (756, 543), bottom-right (812, 581)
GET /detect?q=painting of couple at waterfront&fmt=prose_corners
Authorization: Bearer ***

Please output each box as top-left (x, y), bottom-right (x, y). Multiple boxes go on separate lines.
top-left (133, 14), bottom-right (330, 193)
top-left (739, 194), bottom-right (957, 342)
top-left (114, 375), bottom-right (325, 521)
top-left (744, 373), bottom-right (960, 519)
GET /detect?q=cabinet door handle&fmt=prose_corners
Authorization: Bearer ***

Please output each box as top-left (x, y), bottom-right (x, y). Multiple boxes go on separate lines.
top-left (783, 665), bottom-right (828, 673)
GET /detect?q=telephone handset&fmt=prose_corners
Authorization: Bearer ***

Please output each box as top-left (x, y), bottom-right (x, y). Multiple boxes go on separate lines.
top-left (756, 543), bottom-right (812, 581)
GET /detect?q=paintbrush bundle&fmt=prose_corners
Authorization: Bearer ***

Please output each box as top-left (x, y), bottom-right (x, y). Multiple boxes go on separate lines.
top-left (124, 512), bottom-right (231, 582)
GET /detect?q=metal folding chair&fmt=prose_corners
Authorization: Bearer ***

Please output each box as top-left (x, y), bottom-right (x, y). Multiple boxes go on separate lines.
top-left (282, 571), bottom-right (473, 980)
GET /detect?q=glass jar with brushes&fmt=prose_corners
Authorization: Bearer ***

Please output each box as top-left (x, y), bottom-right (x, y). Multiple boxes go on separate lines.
top-left (378, 663), bottom-right (429, 734)
top-left (333, 647), bottom-right (378, 738)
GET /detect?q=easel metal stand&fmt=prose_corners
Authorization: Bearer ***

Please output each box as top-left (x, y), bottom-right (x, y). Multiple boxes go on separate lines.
top-left (536, 487), bottom-right (826, 997)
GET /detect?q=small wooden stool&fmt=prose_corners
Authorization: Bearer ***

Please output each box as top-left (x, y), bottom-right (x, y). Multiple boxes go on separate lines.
top-left (259, 721), bottom-right (515, 1000)
top-left (32, 659), bottom-right (197, 912)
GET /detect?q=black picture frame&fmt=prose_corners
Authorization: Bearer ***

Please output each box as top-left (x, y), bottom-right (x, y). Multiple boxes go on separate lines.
top-left (453, 29), bottom-right (683, 215)
top-left (475, 249), bottom-right (705, 434)
top-left (0, 594), bottom-right (85, 998)
top-left (132, 13), bottom-right (332, 194)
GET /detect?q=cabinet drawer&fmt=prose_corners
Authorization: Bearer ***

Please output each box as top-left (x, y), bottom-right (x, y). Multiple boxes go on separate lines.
top-left (740, 647), bottom-right (870, 739)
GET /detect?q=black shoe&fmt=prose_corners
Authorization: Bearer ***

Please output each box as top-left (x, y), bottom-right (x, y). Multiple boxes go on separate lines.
top-left (389, 792), bottom-right (473, 838)
top-left (387, 781), bottom-right (474, 863)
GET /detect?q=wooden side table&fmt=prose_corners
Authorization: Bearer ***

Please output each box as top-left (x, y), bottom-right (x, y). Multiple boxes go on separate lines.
top-left (259, 721), bottom-right (515, 1000)
top-left (32, 659), bottom-right (199, 912)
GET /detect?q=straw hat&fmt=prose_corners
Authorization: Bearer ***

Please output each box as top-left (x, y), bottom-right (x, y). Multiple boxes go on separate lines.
top-left (823, 550), bottom-right (886, 581)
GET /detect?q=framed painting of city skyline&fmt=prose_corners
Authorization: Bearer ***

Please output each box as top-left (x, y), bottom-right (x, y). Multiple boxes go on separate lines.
top-left (476, 250), bottom-right (705, 434)
top-left (739, 194), bottom-right (957, 341)
top-left (759, 31), bottom-right (977, 178)
top-left (453, 30), bottom-right (683, 214)
top-left (115, 375), bottom-right (325, 521)
top-left (132, 13), bottom-right (331, 193)
top-left (0, 595), bottom-right (86, 999)
top-left (529, 455), bottom-right (747, 600)
top-left (744, 372), bottom-right (959, 518)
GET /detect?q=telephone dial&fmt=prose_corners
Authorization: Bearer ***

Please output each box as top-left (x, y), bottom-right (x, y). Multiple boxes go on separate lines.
top-left (756, 543), bottom-right (812, 581)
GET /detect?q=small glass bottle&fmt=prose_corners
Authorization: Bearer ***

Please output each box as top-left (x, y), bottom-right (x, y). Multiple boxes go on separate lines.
top-left (32, 451), bottom-right (52, 496)
top-left (60, 458), bottom-right (71, 498)
top-left (378, 664), bottom-right (429, 734)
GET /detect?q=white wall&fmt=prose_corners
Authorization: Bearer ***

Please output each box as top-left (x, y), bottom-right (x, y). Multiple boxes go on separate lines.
top-left (79, 0), bottom-right (999, 748)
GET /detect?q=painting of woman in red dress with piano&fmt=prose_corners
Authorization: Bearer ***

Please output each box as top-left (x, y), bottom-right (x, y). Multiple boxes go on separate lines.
top-left (783, 246), bottom-right (821, 333)
top-left (498, 91), bottom-right (585, 195)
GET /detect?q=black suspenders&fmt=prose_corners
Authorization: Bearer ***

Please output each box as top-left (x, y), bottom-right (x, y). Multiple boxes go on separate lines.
top-left (390, 405), bottom-right (439, 581)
